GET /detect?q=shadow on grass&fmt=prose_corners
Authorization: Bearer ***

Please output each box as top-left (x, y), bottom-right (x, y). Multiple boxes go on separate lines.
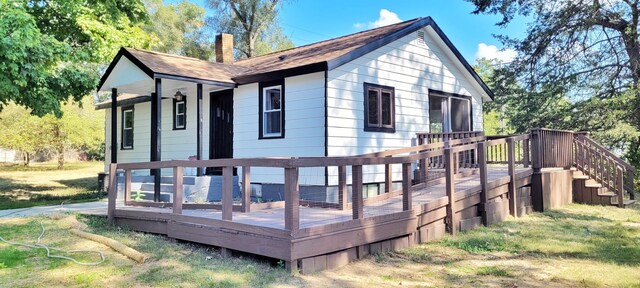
top-left (543, 209), bottom-right (613, 223)
top-left (57, 177), bottom-right (97, 190)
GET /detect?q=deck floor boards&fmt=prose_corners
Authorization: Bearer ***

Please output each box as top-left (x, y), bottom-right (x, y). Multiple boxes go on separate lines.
top-left (117, 167), bottom-right (531, 230)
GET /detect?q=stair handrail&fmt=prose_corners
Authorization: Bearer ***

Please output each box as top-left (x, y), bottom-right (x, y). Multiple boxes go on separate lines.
top-left (574, 134), bottom-right (636, 172)
top-left (573, 134), bottom-right (635, 200)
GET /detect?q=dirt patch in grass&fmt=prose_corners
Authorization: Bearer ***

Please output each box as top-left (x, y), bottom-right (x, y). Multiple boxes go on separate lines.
top-left (0, 204), bottom-right (639, 287)
top-left (0, 162), bottom-right (104, 210)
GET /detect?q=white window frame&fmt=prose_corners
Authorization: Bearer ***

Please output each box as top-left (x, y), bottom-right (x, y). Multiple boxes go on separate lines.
top-left (174, 100), bottom-right (186, 129)
top-left (262, 85), bottom-right (282, 138)
top-left (122, 109), bottom-right (134, 149)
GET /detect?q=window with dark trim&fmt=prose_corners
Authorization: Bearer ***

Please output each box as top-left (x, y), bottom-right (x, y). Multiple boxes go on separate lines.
top-left (364, 82), bottom-right (395, 133)
top-left (259, 80), bottom-right (285, 139)
top-left (121, 106), bottom-right (134, 150)
top-left (173, 98), bottom-right (187, 130)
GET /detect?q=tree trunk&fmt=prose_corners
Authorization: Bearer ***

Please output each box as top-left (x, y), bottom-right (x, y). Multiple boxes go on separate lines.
top-left (57, 146), bottom-right (64, 170)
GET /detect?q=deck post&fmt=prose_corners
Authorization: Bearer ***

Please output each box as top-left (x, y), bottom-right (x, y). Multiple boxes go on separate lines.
top-left (402, 162), bottom-right (412, 211)
top-left (222, 166), bottom-right (233, 220)
top-left (110, 88), bottom-right (117, 164)
top-left (151, 78), bottom-right (162, 202)
top-left (284, 167), bottom-right (300, 235)
top-left (107, 163), bottom-right (117, 223)
top-left (338, 166), bottom-right (348, 210)
top-left (196, 83), bottom-right (203, 176)
top-left (523, 138), bottom-right (530, 168)
top-left (173, 166), bottom-right (183, 215)
top-left (617, 166), bottom-right (625, 208)
top-left (242, 166), bottom-right (251, 213)
top-left (124, 169), bottom-right (132, 203)
top-left (352, 165), bottom-right (364, 220)
top-left (385, 158), bottom-right (392, 193)
top-left (507, 137), bottom-right (517, 218)
top-left (477, 142), bottom-right (488, 226)
top-left (530, 129), bottom-right (544, 212)
top-left (444, 148), bottom-right (456, 235)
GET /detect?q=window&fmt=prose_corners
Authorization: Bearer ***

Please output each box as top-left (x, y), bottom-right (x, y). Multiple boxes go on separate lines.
top-left (364, 83), bottom-right (395, 133)
top-left (173, 98), bottom-right (186, 130)
top-left (121, 107), bottom-right (134, 149)
top-left (259, 80), bottom-right (285, 139)
top-left (428, 90), bottom-right (472, 133)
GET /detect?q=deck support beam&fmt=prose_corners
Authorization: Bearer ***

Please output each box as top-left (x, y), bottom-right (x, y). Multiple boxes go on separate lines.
top-left (477, 142), bottom-right (488, 225)
top-left (351, 165), bottom-right (364, 220)
top-left (107, 163), bottom-right (117, 223)
top-left (444, 148), bottom-right (456, 235)
top-left (110, 88), bottom-right (118, 164)
top-left (151, 78), bottom-right (162, 202)
top-left (338, 166), bottom-right (348, 210)
top-left (222, 166), bottom-right (233, 220)
top-left (507, 138), bottom-right (517, 217)
top-left (196, 83), bottom-right (203, 176)
top-left (173, 166), bottom-right (184, 214)
top-left (242, 166), bottom-right (251, 212)
top-left (284, 167), bottom-right (300, 236)
top-left (402, 162), bottom-right (412, 211)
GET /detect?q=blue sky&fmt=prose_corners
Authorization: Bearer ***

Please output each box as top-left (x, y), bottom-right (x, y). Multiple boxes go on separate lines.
top-left (175, 0), bottom-right (527, 64)
top-left (277, 0), bottom-right (526, 64)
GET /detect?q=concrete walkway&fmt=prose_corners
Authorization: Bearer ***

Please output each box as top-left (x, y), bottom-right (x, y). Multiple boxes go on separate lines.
top-left (0, 200), bottom-right (109, 218)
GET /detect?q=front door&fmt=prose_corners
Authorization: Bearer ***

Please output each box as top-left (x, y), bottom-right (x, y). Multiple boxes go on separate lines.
top-left (207, 90), bottom-right (233, 175)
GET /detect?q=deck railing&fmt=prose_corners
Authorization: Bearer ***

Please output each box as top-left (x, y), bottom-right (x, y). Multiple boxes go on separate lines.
top-left (574, 133), bottom-right (636, 204)
top-left (530, 128), bottom-right (575, 170)
top-left (107, 133), bottom-right (530, 237)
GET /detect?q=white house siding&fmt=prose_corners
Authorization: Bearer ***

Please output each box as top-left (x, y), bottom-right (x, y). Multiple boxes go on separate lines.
top-left (234, 72), bottom-right (326, 185)
top-left (326, 26), bottom-right (485, 185)
top-left (104, 85), bottom-right (212, 176)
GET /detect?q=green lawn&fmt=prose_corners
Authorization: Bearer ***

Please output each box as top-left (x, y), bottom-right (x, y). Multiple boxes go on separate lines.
top-left (0, 204), bottom-right (639, 287)
top-left (0, 161), bottom-right (105, 210)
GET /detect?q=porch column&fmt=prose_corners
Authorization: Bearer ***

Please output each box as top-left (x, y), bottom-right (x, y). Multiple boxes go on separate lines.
top-left (110, 88), bottom-right (118, 164)
top-left (196, 83), bottom-right (203, 176)
top-left (151, 78), bottom-right (162, 202)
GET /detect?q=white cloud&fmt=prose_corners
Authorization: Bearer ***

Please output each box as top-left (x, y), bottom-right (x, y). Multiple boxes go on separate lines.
top-left (475, 43), bottom-right (517, 63)
top-left (354, 9), bottom-right (402, 30)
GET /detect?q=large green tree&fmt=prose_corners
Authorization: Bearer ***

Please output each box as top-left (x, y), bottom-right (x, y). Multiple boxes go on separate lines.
top-left (144, 0), bottom-right (214, 60)
top-left (0, 0), bottom-right (152, 117)
top-left (206, 0), bottom-right (294, 58)
top-left (468, 0), bottom-right (640, 166)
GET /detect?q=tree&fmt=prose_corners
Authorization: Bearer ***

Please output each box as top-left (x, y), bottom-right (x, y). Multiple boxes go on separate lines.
top-left (144, 0), bottom-right (215, 60)
top-left (468, 0), bottom-right (640, 167)
top-left (206, 0), bottom-right (294, 58)
top-left (0, 105), bottom-right (46, 165)
top-left (0, 97), bottom-right (104, 168)
top-left (0, 1), bottom-right (152, 117)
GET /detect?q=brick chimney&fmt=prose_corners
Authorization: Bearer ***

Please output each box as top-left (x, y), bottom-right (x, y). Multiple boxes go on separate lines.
top-left (215, 33), bottom-right (234, 64)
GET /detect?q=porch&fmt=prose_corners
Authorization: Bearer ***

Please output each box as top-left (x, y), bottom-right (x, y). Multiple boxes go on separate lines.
top-left (106, 129), bottom-right (636, 273)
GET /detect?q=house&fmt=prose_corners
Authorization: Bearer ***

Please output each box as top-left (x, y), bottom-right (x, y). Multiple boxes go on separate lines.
top-left (96, 17), bottom-right (493, 202)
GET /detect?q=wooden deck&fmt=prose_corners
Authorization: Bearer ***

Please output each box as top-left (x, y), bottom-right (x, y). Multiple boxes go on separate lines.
top-left (115, 167), bottom-right (530, 230)
top-left (108, 128), bottom-right (639, 273)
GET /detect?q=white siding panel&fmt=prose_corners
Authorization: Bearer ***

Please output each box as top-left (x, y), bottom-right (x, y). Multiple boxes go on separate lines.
top-left (234, 72), bottom-right (326, 184)
top-left (326, 27), bottom-right (485, 184)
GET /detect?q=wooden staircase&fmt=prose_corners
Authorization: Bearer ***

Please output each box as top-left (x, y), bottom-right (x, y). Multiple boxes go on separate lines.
top-left (572, 133), bottom-right (636, 208)
top-left (572, 169), bottom-right (636, 207)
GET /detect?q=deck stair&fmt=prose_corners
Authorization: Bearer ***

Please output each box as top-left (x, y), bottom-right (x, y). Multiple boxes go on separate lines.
top-left (572, 170), bottom-right (636, 207)
top-left (572, 133), bottom-right (636, 208)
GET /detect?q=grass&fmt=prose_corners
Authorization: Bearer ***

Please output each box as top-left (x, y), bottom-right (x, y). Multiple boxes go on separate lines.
top-left (0, 161), bottom-right (104, 210)
top-left (0, 204), bottom-right (639, 287)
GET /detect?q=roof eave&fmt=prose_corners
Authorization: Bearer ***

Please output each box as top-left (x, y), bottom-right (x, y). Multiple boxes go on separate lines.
top-left (232, 62), bottom-right (328, 85)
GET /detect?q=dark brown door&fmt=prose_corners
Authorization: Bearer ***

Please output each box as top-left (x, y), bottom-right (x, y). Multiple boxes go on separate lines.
top-left (207, 90), bottom-right (233, 175)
